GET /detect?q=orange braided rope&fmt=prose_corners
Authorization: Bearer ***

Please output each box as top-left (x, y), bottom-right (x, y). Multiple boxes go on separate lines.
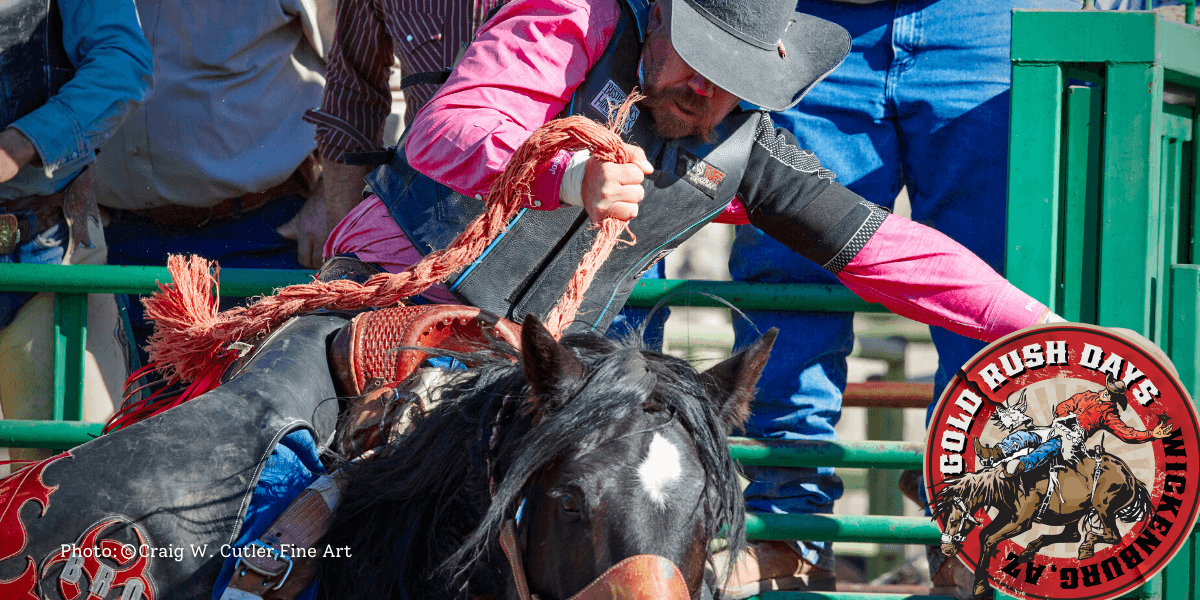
top-left (144, 95), bottom-right (643, 383)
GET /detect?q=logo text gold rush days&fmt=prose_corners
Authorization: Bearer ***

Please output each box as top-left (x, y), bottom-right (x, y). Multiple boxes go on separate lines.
top-left (938, 340), bottom-right (1164, 476)
top-left (935, 338), bottom-right (1193, 591)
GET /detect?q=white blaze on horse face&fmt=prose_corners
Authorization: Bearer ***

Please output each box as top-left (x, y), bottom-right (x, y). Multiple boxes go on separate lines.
top-left (638, 433), bottom-right (682, 508)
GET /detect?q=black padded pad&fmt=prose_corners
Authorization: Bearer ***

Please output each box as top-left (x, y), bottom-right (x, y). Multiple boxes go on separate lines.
top-left (0, 313), bottom-right (347, 600)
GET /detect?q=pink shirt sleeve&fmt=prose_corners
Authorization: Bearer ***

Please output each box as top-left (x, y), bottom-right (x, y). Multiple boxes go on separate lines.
top-left (712, 197), bottom-right (750, 225)
top-left (405, 0), bottom-right (620, 200)
top-left (837, 214), bottom-right (1048, 342)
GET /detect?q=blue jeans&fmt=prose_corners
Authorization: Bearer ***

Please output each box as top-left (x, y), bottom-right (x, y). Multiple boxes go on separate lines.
top-left (731, 0), bottom-right (1077, 568)
top-left (104, 196), bottom-right (306, 359)
top-left (1017, 437), bottom-right (1062, 471)
top-left (213, 429), bottom-right (324, 600)
top-left (0, 220), bottom-right (67, 329)
top-left (104, 196), bottom-right (306, 272)
top-left (998, 429), bottom-right (1044, 457)
top-left (997, 429), bottom-right (1061, 471)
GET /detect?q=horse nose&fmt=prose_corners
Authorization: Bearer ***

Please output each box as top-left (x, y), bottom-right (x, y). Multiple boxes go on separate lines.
top-left (941, 544), bottom-right (957, 557)
top-left (568, 555), bottom-right (690, 600)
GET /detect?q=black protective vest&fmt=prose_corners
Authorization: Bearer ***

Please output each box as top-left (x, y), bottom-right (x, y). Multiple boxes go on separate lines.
top-left (370, 0), bottom-right (759, 334)
top-left (0, 0), bottom-right (75, 130)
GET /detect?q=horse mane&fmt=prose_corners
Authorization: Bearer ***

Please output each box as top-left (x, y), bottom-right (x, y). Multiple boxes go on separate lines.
top-left (319, 343), bottom-right (519, 599)
top-left (320, 332), bottom-right (745, 600)
top-left (932, 466), bottom-right (1018, 521)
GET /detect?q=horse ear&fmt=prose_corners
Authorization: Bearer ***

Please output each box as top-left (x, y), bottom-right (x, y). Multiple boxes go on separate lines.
top-left (520, 314), bottom-right (585, 415)
top-left (700, 328), bottom-right (777, 430)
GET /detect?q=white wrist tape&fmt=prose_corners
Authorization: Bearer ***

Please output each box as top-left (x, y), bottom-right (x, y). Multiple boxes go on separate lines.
top-left (559, 150), bottom-right (591, 208)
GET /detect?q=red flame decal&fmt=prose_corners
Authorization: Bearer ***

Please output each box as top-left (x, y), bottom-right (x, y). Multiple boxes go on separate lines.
top-left (0, 453), bottom-right (68, 600)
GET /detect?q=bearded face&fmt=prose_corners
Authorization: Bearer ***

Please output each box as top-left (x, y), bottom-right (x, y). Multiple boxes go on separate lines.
top-left (640, 83), bottom-right (729, 142)
top-left (639, 0), bottom-right (740, 142)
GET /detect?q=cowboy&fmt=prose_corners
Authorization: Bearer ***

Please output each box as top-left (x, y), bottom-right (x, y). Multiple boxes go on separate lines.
top-left (321, 0), bottom-right (1064, 593)
top-left (995, 412), bottom-right (1087, 474)
top-left (976, 375), bottom-right (1173, 478)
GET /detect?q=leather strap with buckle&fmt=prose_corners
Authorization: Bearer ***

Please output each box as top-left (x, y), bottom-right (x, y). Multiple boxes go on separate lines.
top-left (0, 191), bottom-right (67, 255)
top-left (222, 473), bottom-right (342, 599)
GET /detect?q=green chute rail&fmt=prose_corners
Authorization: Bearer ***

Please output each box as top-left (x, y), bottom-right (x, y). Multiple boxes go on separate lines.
top-left (0, 264), bottom-right (943, 596)
top-left (0, 263), bottom-right (896, 440)
top-left (1005, 8), bottom-right (1200, 600)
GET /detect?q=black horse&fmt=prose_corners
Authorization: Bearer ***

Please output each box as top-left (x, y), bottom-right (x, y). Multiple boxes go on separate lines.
top-left (321, 315), bottom-right (775, 600)
top-left (0, 311), bottom-right (773, 600)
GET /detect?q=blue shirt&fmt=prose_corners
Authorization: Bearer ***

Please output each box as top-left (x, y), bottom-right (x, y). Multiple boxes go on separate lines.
top-left (1, 0), bottom-right (152, 199)
top-left (213, 429), bottom-right (325, 600)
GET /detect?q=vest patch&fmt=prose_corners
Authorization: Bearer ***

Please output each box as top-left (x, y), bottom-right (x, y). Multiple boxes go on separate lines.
top-left (589, 80), bottom-right (639, 135)
top-left (675, 149), bottom-right (726, 200)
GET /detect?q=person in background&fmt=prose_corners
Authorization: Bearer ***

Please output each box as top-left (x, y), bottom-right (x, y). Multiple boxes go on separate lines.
top-left (722, 0), bottom-right (1075, 596)
top-left (309, 0), bottom-right (507, 244)
top-left (94, 0), bottom-right (335, 363)
top-left (0, 0), bottom-right (152, 472)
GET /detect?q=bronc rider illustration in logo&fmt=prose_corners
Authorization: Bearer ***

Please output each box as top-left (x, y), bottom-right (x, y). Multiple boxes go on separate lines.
top-left (925, 323), bottom-right (1199, 600)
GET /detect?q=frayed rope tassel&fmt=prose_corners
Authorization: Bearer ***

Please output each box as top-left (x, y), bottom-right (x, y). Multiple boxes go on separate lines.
top-left (141, 94), bottom-right (645, 387)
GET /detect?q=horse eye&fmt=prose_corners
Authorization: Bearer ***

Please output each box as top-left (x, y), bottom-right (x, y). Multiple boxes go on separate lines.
top-left (559, 493), bottom-right (579, 513)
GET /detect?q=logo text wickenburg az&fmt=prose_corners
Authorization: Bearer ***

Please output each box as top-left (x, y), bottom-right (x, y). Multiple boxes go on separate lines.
top-left (924, 324), bottom-right (1199, 600)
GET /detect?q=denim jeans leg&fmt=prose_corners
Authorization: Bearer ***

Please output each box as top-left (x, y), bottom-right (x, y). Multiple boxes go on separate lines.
top-left (731, 226), bottom-right (863, 569)
top-left (998, 430), bottom-right (1043, 457)
top-left (729, 0), bottom-right (901, 568)
top-left (1019, 437), bottom-right (1062, 471)
top-left (892, 0), bottom-right (1078, 424)
top-left (731, 282), bottom-right (853, 569)
top-left (0, 222), bottom-right (68, 328)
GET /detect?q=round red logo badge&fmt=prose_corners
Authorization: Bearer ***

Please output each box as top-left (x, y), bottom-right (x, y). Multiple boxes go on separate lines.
top-left (924, 323), bottom-right (1199, 600)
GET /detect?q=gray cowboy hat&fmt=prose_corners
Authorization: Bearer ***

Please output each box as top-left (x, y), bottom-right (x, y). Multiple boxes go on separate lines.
top-left (668, 0), bottom-right (851, 111)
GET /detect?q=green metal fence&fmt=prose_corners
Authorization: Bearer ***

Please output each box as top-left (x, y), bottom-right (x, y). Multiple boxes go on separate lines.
top-left (0, 265), bottom-right (901, 447)
top-left (0, 264), bottom-right (940, 599)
